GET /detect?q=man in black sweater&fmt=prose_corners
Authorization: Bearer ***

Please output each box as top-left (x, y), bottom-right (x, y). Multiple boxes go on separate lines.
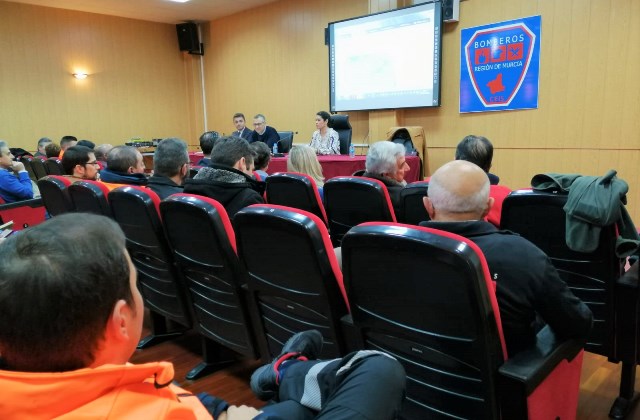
top-left (249, 114), bottom-right (280, 149)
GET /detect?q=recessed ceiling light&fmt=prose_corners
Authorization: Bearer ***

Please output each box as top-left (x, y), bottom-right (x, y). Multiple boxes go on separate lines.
top-left (168, 0), bottom-right (190, 3)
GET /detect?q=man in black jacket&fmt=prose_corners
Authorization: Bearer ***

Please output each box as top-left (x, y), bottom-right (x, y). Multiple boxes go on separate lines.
top-left (147, 138), bottom-right (189, 200)
top-left (184, 136), bottom-right (264, 220)
top-left (361, 141), bottom-right (410, 216)
top-left (420, 160), bottom-right (593, 355)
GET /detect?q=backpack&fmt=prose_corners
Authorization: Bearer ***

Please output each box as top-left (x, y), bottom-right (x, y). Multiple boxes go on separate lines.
top-left (390, 128), bottom-right (417, 155)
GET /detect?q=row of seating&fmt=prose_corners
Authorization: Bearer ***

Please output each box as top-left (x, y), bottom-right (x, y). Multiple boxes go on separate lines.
top-left (19, 155), bottom-right (64, 180)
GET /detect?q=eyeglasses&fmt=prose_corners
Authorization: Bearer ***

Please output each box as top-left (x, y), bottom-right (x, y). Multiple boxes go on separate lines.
top-left (253, 122), bottom-right (265, 126)
top-left (84, 161), bottom-right (100, 167)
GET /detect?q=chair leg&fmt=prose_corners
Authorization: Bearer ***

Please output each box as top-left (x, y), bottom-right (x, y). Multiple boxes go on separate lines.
top-left (185, 337), bottom-right (237, 381)
top-left (137, 311), bottom-right (187, 349)
top-left (609, 361), bottom-right (639, 419)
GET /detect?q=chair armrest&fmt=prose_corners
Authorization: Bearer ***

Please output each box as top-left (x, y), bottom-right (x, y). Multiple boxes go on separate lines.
top-left (0, 197), bottom-right (43, 210)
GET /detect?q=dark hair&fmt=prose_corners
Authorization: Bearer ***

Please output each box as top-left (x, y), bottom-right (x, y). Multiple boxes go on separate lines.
top-left (61, 145), bottom-right (93, 175)
top-left (199, 131), bottom-right (220, 155)
top-left (455, 135), bottom-right (494, 173)
top-left (317, 111), bottom-right (331, 121)
top-left (37, 137), bottom-right (52, 149)
top-left (77, 140), bottom-right (95, 149)
top-left (250, 141), bottom-right (271, 170)
top-left (0, 213), bottom-right (133, 372)
top-left (45, 142), bottom-right (61, 158)
top-left (60, 136), bottom-right (78, 147)
top-left (106, 145), bottom-right (139, 173)
top-left (211, 136), bottom-right (254, 168)
top-left (233, 113), bottom-right (245, 120)
top-left (154, 138), bottom-right (188, 177)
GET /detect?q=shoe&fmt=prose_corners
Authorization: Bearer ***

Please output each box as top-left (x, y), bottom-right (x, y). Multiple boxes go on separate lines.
top-left (250, 330), bottom-right (323, 401)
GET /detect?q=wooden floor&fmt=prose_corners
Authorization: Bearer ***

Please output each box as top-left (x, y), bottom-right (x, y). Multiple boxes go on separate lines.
top-left (131, 325), bottom-right (640, 419)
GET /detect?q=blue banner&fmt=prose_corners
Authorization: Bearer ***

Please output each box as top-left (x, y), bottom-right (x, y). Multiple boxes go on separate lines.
top-left (460, 15), bottom-right (541, 113)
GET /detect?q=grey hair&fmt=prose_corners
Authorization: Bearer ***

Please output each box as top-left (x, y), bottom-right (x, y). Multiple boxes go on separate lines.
top-left (365, 141), bottom-right (405, 176)
top-left (0, 141), bottom-right (8, 155)
top-left (253, 114), bottom-right (266, 122)
top-left (37, 137), bottom-right (52, 148)
top-left (154, 138), bottom-right (188, 177)
top-left (428, 172), bottom-right (490, 214)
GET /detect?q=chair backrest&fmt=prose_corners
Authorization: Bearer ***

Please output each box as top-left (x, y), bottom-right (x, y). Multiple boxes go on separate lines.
top-left (44, 158), bottom-right (64, 175)
top-left (159, 193), bottom-right (257, 358)
top-left (19, 156), bottom-right (37, 182)
top-left (265, 172), bottom-right (328, 225)
top-left (324, 176), bottom-right (396, 245)
top-left (68, 180), bottom-right (112, 216)
top-left (0, 197), bottom-right (46, 230)
top-left (276, 131), bottom-right (294, 153)
top-left (37, 175), bottom-right (74, 216)
top-left (397, 181), bottom-right (430, 225)
top-left (500, 189), bottom-right (622, 356)
top-left (30, 157), bottom-right (48, 180)
top-left (342, 222), bottom-right (506, 419)
top-left (329, 114), bottom-right (352, 155)
top-left (234, 204), bottom-right (349, 361)
top-left (108, 186), bottom-right (191, 329)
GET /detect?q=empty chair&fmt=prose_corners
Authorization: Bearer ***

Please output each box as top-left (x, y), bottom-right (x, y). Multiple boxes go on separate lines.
top-left (160, 194), bottom-right (258, 379)
top-left (68, 180), bottom-right (112, 216)
top-left (276, 131), bottom-right (294, 153)
top-left (44, 158), bottom-right (64, 175)
top-left (324, 176), bottom-right (396, 245)
top-left (266, 172), bottom-right (328, 225)
top-left (329, 114), bottom-right (352, 155)
top-left (19, 156), bottom-right (37, 182)
top-left (500, 189), bottom-right (634, 417)
top-left (342, 223), bottom-right (585, 419)
top-left (397, 181), bottom-right (429, 225)
top-left (109, 186), bottom-right (192, 348)
top-left (30, 157), bottom-right (48, 180)
top-left (234, 204), bottom-right (349, 361)
top-left (37, 175), bottom-right (74, 216)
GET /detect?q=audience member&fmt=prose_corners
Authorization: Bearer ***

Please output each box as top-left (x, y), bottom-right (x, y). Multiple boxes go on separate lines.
top-left (77, 139), bottom-right (95, 149)
top-left (420, 160), bottom-right (593, 355)
top-left (249, 114), bottom-right (279, 149)
top-left (184, 136), bottom-right (264, 220)
top-left (231, 112), bottom-right (252, 141)
top-left (34, 137), bottom-right (52, 158)
top-left (45, 142), bottom-right (61, 158)
top-left (61, 145), bottom-right (100, 182)
top-left (58, 135), bottom-right (78, 159)
top-left (94, 143), bottom-right (113, 167)
top-left (147, 138), bottom-right (189, 199)
top-left (361, 141), bottom-right (409, 215)
top-left (249, 141), bottom-right (271, 180)
top-left (454, 135), bottom-right (511, 226)
top-left (197, 131), bottom-right (220, 166)
top-left (0, 140), bottom-right (33, 203)
top-left (287, 145), bottom-right (325, 201)
top-left (309, 111), bottom-right (339, 155)
top-left (0, 213), bottom-right (406, 420)
top-left (100, 146), bottom-right (147, 188)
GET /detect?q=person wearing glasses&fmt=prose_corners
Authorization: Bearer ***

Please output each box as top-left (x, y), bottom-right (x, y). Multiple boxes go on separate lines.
top-left (61, 145), bottom-right (102, 182)
top-left (0, 140), bottom-right (33, 203)
top-left (249, 114), bottom-right (280, 149)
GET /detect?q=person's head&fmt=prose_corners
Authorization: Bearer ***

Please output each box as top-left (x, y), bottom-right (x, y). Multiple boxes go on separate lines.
top-left (154, 138), bottom-right (189, 183)
top-left (199, 131), bottom-right (220, 156)
top-left (250, 141), bottom-right (271, 171)
top-left (94, 144), bottom-right (113, 161)
top-left (60, 135), bottom-right (78, 151)
top-left (423, 160), bottom-right (494, 222)
top-left (107, 146), bottom-right (145, 174)
top-left (315, 111), bottom-right (331, 131)
top-left (287, 145), bottom-right (324, 187)
top-left (455, 135), bottom-right (494, 173)
top-left (45, 142), bottom-right (61, 158)
top-left (365, 141), bottom-right (409, 185)
top-left (36, 137), bottom-right (52, 155)
top-left (61, 145), bottom-right (99, 180)
top-left (77, 139), bottom-right (95, 149)
top-left (233, 113), bottom-right (247, 131)
top-left (0, 140), bottom-right (15, 169)
top-left (253, 114), bottom-right (267, 135)
top-left (0, 213), bottom-right (143, 372)
top-left (211, 136), bottom-right (255, 175)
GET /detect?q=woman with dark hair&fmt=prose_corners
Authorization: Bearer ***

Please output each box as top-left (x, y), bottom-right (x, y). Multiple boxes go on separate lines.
top-left (309, 111), bottom-right (339, 155)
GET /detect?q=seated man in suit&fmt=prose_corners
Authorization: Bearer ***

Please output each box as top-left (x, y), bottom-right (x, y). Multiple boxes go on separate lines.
top-left (0, 213), bottom-right (406, 420)
top-left (231, 113), bottom-right (252, 141)
top-left (184, 136), bottom-right (264, 220)
top-left (100, 145), bottom-right (148, 189)
top-left (249, 114), bottom-right (279, 149)
top-left (61, 145), bottom-right (101, 182)
top-left (147, 138), bottom-right (189, 200)
top-left (361, 141), bottom-right (410, 216)
top-left (0, 140), bottom-right (33, 203)
top-left (420, 160), bottom-right (593, 355)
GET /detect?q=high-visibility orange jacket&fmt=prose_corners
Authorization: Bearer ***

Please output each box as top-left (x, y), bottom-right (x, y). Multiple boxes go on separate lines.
top-left (0, 361), bottom-right (213, 419)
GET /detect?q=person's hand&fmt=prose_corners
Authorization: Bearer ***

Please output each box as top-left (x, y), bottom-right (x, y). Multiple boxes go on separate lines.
top-left (217, 405), bottom-right (262, 420)
top-left (11, 161), bottom-right (25, 173)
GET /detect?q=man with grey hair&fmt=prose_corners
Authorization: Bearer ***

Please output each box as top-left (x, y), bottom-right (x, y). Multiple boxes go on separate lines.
top-left (362, 141), bottom-right (410, 215)
top-left (249, 114), bottom-right (280, 149)
top-left (34, 137), bottom-right (52, 158)
top-left (100, 145), bottom-right (147, 188)
top-left (147, 138), bottom-right (189, 199)
top-left (94, 144), bottom-right (113, 167)
top-left (0, 140), bottom-right (33, 203)
top-left (420, 160), bottom-right (592, 355)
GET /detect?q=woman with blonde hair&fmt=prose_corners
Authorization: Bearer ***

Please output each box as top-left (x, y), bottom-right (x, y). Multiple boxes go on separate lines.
top-left (287, 145), bottom-right (325, 200)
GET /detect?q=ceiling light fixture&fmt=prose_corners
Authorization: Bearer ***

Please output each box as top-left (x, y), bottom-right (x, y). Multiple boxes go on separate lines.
top-left (73, 72), bottom-right (88, 79)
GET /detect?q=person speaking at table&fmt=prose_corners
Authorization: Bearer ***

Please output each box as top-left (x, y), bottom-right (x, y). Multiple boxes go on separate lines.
top-left (309, 111), bottom-right (340, 155)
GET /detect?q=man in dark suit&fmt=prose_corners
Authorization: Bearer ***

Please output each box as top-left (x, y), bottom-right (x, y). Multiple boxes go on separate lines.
top-left (249, 114), bottom-right (280, 149)
top-left (231, 112), bottom-right (253, 141)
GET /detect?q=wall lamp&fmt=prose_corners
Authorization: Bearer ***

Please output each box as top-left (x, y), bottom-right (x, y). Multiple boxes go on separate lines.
top-left (73, 72), bottom-right (88, 79)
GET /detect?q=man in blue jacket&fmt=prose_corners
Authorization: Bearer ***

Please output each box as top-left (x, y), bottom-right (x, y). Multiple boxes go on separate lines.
top-left (0, 141), bottom-right (33, 203)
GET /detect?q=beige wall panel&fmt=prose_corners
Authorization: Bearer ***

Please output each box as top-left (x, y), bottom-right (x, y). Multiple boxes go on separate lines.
top-left (0, 1), bottom-right (193, 151)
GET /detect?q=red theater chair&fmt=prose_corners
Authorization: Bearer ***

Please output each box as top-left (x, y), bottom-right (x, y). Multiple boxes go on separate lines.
top-left (397, 180), bottom-right (430, 225)
top-left (0, 197), bottom-right (46, 230)
top-left (234, 204), bottom-right (349, 361)
top-left (341, 222), bottom-right (585, 419)
top-left (37, 175), bottom-right (74, 216)
top-left (266, 172), bottom-right (328, 225)
top-left (19, 156), bottom-right (37, 182)
top-left (68, 180), bottom-right (112, 217)
top-left (30, 157), bottom-right (48, 180)
top-left (44, 158), bottom-right (64, 175)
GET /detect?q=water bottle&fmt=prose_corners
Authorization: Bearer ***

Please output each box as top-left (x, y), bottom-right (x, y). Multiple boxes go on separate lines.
top-left (349, 144), bottom-right (355, 158)
top-left (273, 142), bottom-right (279, 155)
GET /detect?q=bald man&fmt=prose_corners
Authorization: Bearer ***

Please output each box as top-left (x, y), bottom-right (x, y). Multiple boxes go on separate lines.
top-left (421, 160), bottom-right (593, 355)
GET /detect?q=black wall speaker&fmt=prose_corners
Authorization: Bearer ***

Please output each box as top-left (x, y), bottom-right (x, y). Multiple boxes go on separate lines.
top-left (176, 23), bottom-right (199, 52)
top-left (442, 0), bottom-right (460, 22)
